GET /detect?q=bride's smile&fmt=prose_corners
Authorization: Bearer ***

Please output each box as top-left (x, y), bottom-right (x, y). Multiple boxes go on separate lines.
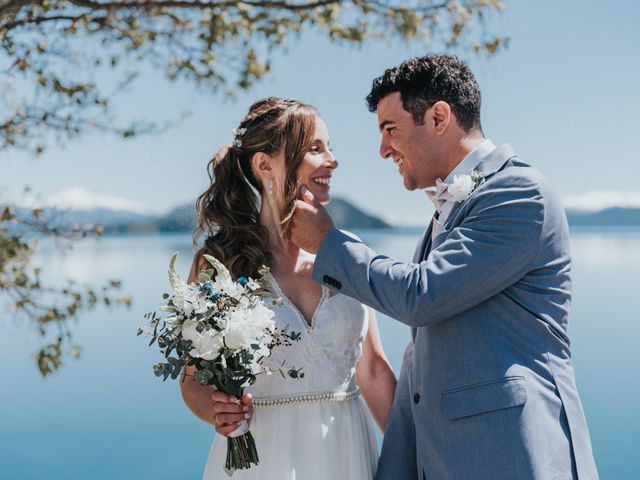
top-left (296, 115), bottom-right (338, 205)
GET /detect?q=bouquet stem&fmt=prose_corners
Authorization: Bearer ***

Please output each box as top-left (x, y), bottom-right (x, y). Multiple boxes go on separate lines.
top-left (225, 420), bottom-right (259, 474)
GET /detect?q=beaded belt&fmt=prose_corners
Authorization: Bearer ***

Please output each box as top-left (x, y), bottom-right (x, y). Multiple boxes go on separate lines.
top-left (252, 389), bottom-right (360, 408)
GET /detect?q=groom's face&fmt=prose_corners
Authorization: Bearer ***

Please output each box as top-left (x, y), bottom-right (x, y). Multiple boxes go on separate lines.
top-left (376, 92), bottom-right (439, 190)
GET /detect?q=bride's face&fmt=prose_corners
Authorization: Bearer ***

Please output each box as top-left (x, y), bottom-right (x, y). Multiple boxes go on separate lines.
top-left (296, 116), bottom-right (338, 205)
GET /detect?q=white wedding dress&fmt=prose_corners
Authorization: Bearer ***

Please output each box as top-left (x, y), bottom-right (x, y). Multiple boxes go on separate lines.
top-left (202, 275), bottom-right (378, 479)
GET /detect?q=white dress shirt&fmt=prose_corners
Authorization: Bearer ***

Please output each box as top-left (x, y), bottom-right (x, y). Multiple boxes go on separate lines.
top-left (426, 138), bottom-right (496, 240)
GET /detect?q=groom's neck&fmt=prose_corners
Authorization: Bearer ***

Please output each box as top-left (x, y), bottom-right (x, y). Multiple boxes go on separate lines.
top-left (442, 134), bottom-right (486, 179)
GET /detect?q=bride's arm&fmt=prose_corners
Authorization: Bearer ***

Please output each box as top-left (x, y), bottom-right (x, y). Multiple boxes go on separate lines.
top-left (179, 255), bottom-right (217, 426)
top-left (356, 308), bottom-right (397, 433)
top-left (179, 255), bottom-right (252, 434)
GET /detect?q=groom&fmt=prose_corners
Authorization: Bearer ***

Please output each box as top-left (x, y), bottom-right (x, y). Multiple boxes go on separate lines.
top-left (291, 54), bottom-right (598, 479)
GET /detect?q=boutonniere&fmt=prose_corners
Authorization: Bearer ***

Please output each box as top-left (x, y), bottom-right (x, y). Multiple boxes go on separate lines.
top-left (448, 169), bottom-right (484, 202)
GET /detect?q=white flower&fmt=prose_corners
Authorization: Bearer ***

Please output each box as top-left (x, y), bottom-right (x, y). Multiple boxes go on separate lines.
top-left (173, 286), bottom-right (204, 317)
top-left (182, 319), bottom-right (224, 360)
top-left (223, 303), bottom-right (275, 351)
top-left (213, 276), bottom-right (245, 300)
top-left (448, 170), bottom-right (484, 202)
top-left (232, 127), bottom-right (247, 148)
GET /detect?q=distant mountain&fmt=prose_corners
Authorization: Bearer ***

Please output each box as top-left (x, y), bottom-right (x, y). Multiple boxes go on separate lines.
top-left (567, 207), bottom-right (640, 226)
top-left (9, 188), bottom-right (390, 234)
top-left (563, 190), bottom-right (640, 226)
top-left (11, 187), bottom-right (640, 233)
top-left (153, 197), bottom-right (391, 232)
top-left (327, 198), bottom-right (391, 229)
top-left (156, 204), bottom-right (198, 233)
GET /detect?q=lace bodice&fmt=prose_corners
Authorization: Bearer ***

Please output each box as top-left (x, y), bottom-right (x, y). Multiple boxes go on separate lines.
top-left (246, 275), bottom-right (368, 400)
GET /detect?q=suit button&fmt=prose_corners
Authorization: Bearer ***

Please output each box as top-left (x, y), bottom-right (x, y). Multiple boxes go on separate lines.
top-left (413, 393), bottom-right (420, 404)
top-left (322, 275), bottom-right (330, 283)
top-left (335, 281), bottom-right (342, 289)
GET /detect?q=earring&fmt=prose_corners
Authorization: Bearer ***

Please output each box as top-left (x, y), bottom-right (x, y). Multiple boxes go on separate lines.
top-left (268, 179), bottom-right (273, 196)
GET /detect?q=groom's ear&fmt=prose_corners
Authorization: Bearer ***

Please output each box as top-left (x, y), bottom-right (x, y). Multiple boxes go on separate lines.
top-left (429, 101), bottom-right (451, 136)
top-left (251, 152), bottom-right (273, 181)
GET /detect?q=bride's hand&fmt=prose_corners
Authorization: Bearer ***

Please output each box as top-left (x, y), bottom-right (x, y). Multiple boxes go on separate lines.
top-left (211, 391), bottom-right (254, 436)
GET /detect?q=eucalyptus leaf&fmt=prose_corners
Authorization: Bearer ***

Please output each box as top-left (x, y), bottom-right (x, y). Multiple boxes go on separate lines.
top-left (197, 272), bottom-right (212, 283)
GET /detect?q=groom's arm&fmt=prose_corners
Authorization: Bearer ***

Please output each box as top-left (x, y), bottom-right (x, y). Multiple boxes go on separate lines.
top-left (313, 174), bottom-right (547, 328)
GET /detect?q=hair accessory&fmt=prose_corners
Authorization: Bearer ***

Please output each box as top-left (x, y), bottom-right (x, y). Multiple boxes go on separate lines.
top-left (232, 127), bottom-right (247, 147)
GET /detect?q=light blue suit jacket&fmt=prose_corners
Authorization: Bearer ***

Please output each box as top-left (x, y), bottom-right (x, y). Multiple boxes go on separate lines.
top-left (313, 145), bottom-right (598, 479)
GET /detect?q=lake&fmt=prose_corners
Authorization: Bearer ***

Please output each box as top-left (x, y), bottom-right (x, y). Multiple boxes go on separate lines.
top-left (1, 227), bottom-right (637, 478)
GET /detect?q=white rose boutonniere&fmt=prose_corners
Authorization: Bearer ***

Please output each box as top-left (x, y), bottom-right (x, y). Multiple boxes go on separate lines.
top-left (448, 169), bottom-right (485, 202)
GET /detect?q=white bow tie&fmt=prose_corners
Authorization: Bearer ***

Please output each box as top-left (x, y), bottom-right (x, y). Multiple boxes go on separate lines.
top-left (426, 178), bottom-right (452, 216)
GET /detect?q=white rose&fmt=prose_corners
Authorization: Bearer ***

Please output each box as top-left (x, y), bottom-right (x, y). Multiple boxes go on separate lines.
top-left (449, 174), bottom-right (476, 202)
top-left (249, 302), bottom-right (275, 327)
top-left (223, 304), bottom-right (273, 350)
top-left (182, 319), bottom-right (223, 360)
top-left (181, 319), bottom-right (200, 343)
top-left (224, 320), bottom-right (255, 350)
top-left (196, 331), bottom-right (224, 360)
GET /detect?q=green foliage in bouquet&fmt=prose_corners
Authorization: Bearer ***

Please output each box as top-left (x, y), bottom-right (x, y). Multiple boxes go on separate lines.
top-left (140, 252), bottom-right (303, 471)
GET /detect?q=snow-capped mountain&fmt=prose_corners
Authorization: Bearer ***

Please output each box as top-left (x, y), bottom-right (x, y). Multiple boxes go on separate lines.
top-left (15, 187), bottom-right (158, 228)
top-left (19, 186), bottom-right (150, 213)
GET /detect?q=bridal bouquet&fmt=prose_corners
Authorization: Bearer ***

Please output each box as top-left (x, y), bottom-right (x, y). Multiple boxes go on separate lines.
top-left (139, 252), bottom-right (302, 473)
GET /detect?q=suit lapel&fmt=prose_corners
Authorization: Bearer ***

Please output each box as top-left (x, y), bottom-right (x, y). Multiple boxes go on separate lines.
top-left (413, 214), bottom-right (435, 262)
top-left (412, 219), bottom-right (436, 342)
top-left (410, 145), bottom-right (517, 343)
top-left (441, 144), bottom-right (518, 231)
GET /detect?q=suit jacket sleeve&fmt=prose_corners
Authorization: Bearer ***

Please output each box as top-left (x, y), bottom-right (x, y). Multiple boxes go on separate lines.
top-left (313, 175), bottom-right (545, 327)
top-left (375, 342), bottom-right (417, 480)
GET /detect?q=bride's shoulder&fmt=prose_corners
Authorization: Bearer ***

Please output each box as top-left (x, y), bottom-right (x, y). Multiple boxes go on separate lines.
top-left (188, 247), bottom-right (210, 283)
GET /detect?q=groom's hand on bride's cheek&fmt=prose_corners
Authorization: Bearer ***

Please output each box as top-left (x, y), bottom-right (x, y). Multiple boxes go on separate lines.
top-left (211, 391), bottom-right (254, 436)
top-left (291, 185), bottom-right (335, 254)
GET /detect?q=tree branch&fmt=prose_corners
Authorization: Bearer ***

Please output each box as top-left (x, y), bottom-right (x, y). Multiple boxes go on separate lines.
top-left (66, 0), bottom-right (340, 12)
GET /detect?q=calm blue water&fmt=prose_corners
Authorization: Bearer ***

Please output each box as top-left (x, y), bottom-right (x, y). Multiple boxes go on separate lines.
top-left (1, 227), bottom-right (637, 478)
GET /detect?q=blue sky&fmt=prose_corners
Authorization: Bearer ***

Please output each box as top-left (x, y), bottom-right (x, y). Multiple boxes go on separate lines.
top-left (4, 0), bottom-right (640, 224)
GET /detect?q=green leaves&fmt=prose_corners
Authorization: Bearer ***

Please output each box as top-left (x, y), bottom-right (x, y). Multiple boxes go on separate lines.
top-left (0, 0), bottom-right (506, 154)
top-left (2, 0), bottom-right (507, 378)
top-left (154, 356), bottom-right (185, 381)
top-left (197, 271), bottom-right (212, 283)
top-left (1, 201), bottom-right (132, 377)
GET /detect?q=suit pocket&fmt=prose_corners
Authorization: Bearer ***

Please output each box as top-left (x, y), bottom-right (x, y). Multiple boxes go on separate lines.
top-left (442, 376), bottom-right (527, 420)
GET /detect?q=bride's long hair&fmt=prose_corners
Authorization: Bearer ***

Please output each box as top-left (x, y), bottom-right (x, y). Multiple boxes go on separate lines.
top-left (193, 98), bottom-right (317, 279)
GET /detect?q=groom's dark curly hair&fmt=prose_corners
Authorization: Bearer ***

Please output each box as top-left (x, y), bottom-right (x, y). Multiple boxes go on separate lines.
top-left (366, 54), bottom-right (483, 133)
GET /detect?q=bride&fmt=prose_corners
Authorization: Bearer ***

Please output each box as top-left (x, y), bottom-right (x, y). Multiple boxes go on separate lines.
top-left (180, 98), bottom-right (397, 479)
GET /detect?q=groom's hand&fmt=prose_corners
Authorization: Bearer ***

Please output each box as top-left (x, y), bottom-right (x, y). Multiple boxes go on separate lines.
top-left (291, 185), bottom-right (335, 254)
